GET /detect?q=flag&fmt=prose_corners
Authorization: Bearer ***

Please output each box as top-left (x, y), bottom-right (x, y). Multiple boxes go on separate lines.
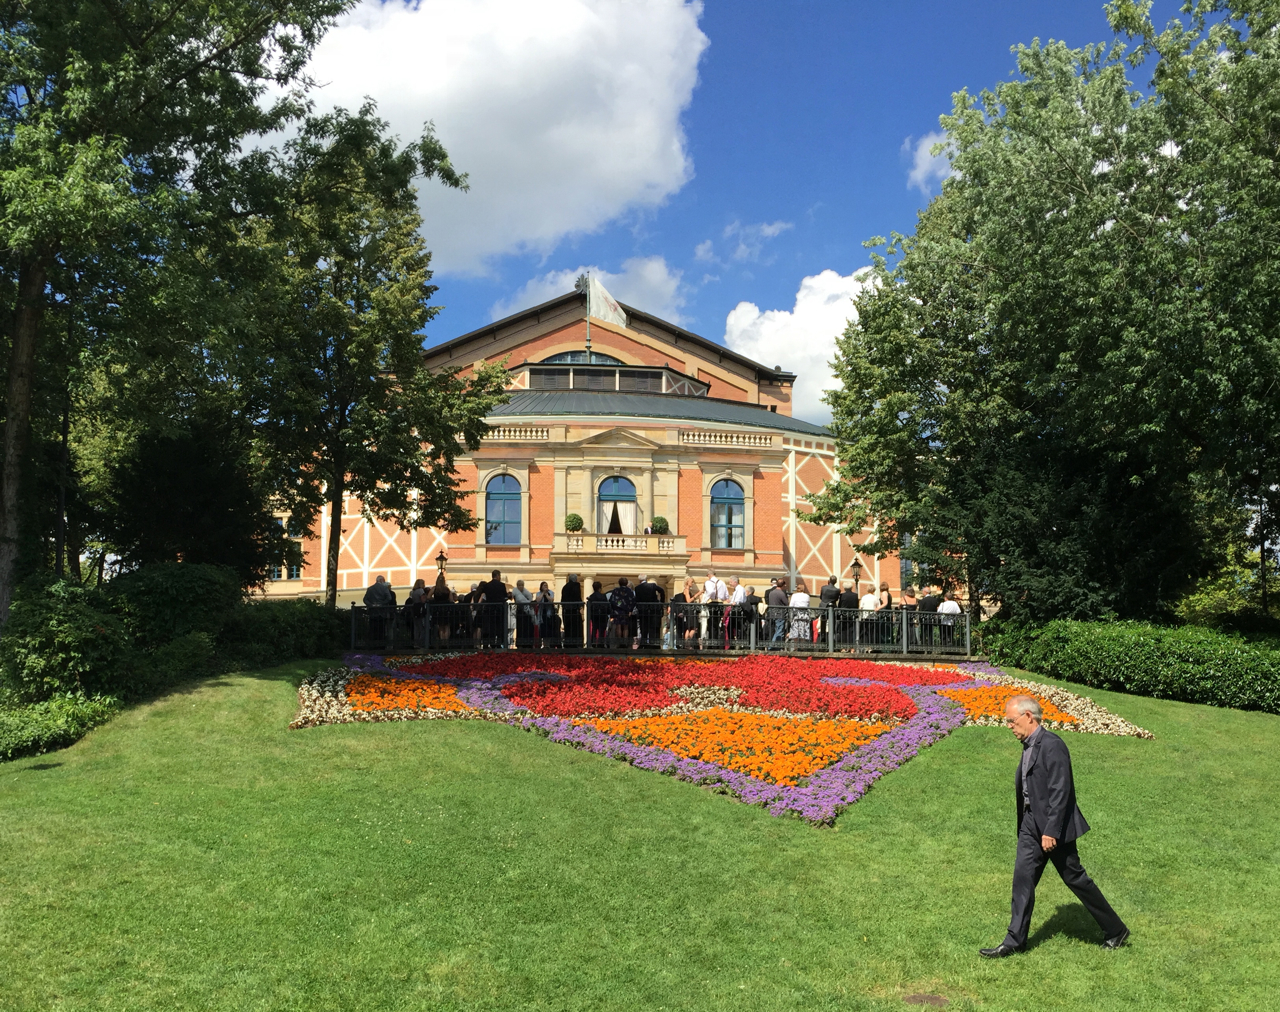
top-left (588, 275), bottom-right (627, 328)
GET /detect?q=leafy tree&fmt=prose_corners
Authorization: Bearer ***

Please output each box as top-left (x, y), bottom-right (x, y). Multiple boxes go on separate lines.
top-left (0, 0), bottom-right (354, 623)
top-left (99, 415), bottom-right (290, 587)
top-left (810, 3), bottom-right (1277, 621)
top-left (251, 104), bottom-right (509, 609)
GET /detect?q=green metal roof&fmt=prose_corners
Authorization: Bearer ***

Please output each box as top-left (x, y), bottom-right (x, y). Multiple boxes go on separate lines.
top-left (488, 390), bottom-right (831, 436)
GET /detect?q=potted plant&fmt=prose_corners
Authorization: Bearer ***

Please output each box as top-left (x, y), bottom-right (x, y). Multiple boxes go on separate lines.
top-left (564, 513), bottom-right (584, 532)
top-left (650, 516), bottom-right (670, 535)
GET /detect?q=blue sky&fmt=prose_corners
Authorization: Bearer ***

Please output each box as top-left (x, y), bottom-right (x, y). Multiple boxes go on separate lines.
top-left (304, 1), bottom-right (1180, 420)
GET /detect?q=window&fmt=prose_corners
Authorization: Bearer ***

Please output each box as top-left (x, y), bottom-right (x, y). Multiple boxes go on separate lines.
top-left (710, 479), bottom-right (745, 549)
top-left (618, 369), bottom-right (663, 392)
top-left (485, 474), bottom-right (522, 545)
top-left (572, 368), bottom-right (616, 390)
top-left (529, 367), bottom-right (570, 389)
top-left (598, 476), bottom-right (637, 535)
top-left (541, 351), bottom-right (624, 365)
top-left (271, 517), bottom-right (304, 580)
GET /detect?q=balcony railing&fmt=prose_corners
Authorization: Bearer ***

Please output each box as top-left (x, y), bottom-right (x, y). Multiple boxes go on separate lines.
top-left (552, 532), bottom-right (687, 555)
top-left (350, 601), bottom-right (971, 657)
top-left (681, 430), bottom-right (774, 447)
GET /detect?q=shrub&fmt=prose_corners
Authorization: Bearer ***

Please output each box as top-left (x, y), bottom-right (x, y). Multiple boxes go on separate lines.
top-left (564, 513), bottom-right (584, 532)
top-left (986, 620), bottom-right (1280, 714)
top-left (0, 694), bottom-right (121, 762)
top-left (650, 516), bottom-right (670, 535)
top-left (0, 579), bottom-right (131, 701)
top-left (217, 598), bottom-right (344, 670)
top-left (108, 563), bottom-right (242, 647)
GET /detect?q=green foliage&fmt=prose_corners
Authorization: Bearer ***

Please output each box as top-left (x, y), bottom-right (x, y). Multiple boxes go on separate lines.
top-left (107, 564), bottom-right (243, 648)
top-left (217, 598), bottom-right (345, 670)
top-left (650, 516), bottom-right (670, 535)
top-left (987, 619), bottom-right (1280, 713)
top-left (249, 103), bottom-right (509, 608)
top-left (0, 578), bottom-right (130, 701)
top-left (563, 513), bottom-right (584, 532)
top-left (0, 693), bottom-right (120, 762)
top-left (100, 418), bottom-right (292, 588)
top-left (810, 3), bottom-right (1280, 621)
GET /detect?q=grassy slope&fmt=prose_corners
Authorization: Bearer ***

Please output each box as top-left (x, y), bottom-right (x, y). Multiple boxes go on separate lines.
top-left (1, 663), bottom-right (1276, 1012)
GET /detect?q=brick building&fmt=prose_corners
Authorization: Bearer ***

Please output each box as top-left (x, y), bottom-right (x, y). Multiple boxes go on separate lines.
top-left (273, 290), bottom-right (900, 603)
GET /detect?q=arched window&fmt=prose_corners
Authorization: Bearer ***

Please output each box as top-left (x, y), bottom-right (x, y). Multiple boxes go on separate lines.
top-left (540, 350), bottom-right (624, 365)
top-left (598, 476), bottom-right (637, 535)
top-left (710, 479), bottom-right (745, 549)
top-left (485, 474), bottom-right (522, 545)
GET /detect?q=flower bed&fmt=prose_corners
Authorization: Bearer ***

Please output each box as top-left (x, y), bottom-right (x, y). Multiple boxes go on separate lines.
top-left (290, 654), bottom-right (1151, 821)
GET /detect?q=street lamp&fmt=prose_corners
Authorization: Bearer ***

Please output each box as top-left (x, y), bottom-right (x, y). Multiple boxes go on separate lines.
top-left (850, 555), bottom-right (863, 594)
top-left (435, 550), bottom-right (448, 575)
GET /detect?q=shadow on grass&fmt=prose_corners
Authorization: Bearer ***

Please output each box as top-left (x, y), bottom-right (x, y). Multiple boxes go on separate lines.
top-left (21, 762), bottom-right (63, 771)
top-left (1027, 903), bottom-right (1104, 949)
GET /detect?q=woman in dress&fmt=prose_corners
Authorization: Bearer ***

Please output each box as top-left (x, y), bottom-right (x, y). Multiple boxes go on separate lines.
top-left (429, 573), bottom-right (453, 646)
top-left (900, 585), bottom-right (918, 648)
top-left (535, 580), bottom-right (558, 648)
top-left (788, 578), bottom-right (811, 649)
top-left (671, 576), bottom-right (700, 650)
top-left (512, 579), bottom-right (536, 649)
top-left (876, 580), bottom-right (894, 646)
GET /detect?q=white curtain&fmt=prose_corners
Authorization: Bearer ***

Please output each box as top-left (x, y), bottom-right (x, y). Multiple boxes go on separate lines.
top-left (616, 501), bottom-right (638, 535)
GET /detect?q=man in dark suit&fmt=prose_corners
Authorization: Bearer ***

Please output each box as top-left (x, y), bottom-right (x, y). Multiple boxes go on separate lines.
top-left (633, 574), bottom-right (665, 648)
top-left (560, 574), bottom-right (584, 647)
top-left (917, 584), bottom-right (942, 647)
top-left (479, 569), bottom-right (509, 647)
top-left (981, 695), bottom-right (1129, 957)
top-left (818, 575), bottom-right (840, 647)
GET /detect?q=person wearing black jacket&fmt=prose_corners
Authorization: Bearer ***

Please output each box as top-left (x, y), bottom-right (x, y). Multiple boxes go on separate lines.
top-left (479, 570), bottom-right (509, 647)
top-left (818, 575), bottom-right (840, 647)
top-left (561, 574), bottom-right (584, 647)
top-left (918, 585), bottom-right (941, 647)
top-left (633, 574), bottom-right (665, 648)
top-left (587, 581), bottom-right (609, 647)
top-left (981, 695), bottom-right (1129, 957)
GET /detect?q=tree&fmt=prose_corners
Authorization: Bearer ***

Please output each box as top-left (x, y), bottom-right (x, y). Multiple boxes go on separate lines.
top-left (810, 4), bottom-right (1278, 621)
top-left (252, 104), bottom-right (508, 609)
top-left (0, 0), bottom-right (354, 623)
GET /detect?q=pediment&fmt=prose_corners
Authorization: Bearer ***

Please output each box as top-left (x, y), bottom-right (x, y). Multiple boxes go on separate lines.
top-left (572, 427), bottom-right (663, 449)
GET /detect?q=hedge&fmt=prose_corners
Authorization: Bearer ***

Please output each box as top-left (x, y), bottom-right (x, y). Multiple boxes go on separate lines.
top-left (0, 695), bottom-right (121, 762)
top-left (986, 620), bottom-right (1280, 714)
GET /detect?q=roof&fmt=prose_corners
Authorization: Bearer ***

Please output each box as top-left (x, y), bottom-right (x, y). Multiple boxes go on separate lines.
top-left (488, 390), bottom-right (831, 436)
top-left (427, 291), bottom-right (798, 385)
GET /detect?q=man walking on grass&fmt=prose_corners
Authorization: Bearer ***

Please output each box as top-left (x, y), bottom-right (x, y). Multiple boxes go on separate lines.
top-left (981, 695), bottom-right (1130, 957)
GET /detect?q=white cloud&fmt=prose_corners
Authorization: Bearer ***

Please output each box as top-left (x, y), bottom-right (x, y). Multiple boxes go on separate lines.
top-left (693, 239), bottom-right (715, 262)
top-left (904, 130), bottom-right (952, 195)
top-left (723, 268), bottom-right (873, 424)
top-left (722, 219), bottom-right (794, 261)
top-left (490, 255), bottom-right (685, 322)
top-left (304, 0), bottom-right (709, 273)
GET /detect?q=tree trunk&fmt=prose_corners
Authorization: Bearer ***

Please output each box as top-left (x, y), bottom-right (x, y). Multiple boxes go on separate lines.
top-left (325, 478), bottom-right (344, 610)
top-left (0, 255), bottom-right (49, 625)
top-left (55, 396), bottom-right (69, 578)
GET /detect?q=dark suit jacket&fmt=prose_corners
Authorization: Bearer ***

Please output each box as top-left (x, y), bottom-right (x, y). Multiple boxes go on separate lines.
top-left (560, 581), bottom-right (583, 603)
top-left (1015, 728), bottom-right (1090, 843)
top-left (919, 594), bottom-right (941, 613)
top-left (837, 591), bottom-right (859, 610)
top-left (819, 583), bottom-right (840, 606)
top-left (480, 579), bottom-right (508, 603)
top-left (634, 581), bottom-right (663, 604)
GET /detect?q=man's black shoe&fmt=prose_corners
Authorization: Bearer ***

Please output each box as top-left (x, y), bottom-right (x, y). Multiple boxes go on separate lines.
top-left (1102, 928), bottom-right (1130, 950)
top-left (979, 943), bottom-right (1023, 958)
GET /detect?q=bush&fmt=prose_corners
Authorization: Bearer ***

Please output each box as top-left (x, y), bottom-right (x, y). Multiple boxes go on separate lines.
top-left (650, 516), bottom-right (670, 535)
top-left (986, 619), bottom-right (1280, 714)
top-left (0, 579), bottom-right (131, 701)
top-left (564, 513), bottom-right (584, 532)
top-left (0, 694), bottom-right (121, 762)
top-left (108, 563), bottom-right (242, 647)
top-left (217, 598), bottom-right (344, 670)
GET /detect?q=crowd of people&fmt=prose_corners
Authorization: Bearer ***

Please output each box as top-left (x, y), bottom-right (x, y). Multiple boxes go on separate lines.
top-left (361, 569), bottom-right (968, 652)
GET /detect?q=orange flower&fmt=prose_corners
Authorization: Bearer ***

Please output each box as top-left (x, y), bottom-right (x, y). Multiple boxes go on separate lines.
top-left (938, 685), bottom-right (1076, 723)
top-left (580, 708), bottom-right (892, 785)
top-left (346, 674), bottom-right (470, 713)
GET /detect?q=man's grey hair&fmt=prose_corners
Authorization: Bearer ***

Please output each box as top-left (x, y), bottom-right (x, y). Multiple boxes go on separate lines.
top-left (638, 574), bottom-right (648, 583)
top-left (729, 575), bottom-right (740, 584)
top-left (1007, 695), bottom-right (1043, 721)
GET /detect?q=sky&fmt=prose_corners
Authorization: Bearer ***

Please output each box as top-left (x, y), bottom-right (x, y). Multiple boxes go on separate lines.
top-left (300, 0), bottom-right (1182, 422)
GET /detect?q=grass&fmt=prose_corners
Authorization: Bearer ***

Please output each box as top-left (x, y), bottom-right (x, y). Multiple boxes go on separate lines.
top-left (1, 662), bottom-right (1277, 1011)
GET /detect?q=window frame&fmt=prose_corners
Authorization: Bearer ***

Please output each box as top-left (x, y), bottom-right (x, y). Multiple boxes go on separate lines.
top-left (709, 478), bottom-right (745, 549)
top-left (484, 474), bottom-right (523, 545)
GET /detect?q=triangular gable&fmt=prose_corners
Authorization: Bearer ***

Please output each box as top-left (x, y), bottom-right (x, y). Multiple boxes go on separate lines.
top-left (570, 427), bottom-right (664, 450)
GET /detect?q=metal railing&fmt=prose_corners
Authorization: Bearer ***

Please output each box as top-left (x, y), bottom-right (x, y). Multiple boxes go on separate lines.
top-left (350, 601), bottom-right (971, 656)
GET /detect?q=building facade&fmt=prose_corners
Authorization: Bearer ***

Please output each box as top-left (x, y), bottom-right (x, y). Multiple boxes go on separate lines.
top-left (275, 291), bottom-right (900, 603)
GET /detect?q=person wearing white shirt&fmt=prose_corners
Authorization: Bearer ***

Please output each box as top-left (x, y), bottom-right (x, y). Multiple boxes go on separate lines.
top-left (938, 592), bottom-right (962, 647)
top-left (728, 576), bottom-right (747, 605)
top-left (702, 569), bottom-right (728, 649)
top-left (727, 576), bottom-right (747, 645)
top-left (787, 578), bottom-right (812, 649)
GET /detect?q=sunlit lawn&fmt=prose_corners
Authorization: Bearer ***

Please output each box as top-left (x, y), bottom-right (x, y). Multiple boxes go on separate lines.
top-left (1, 659), bottom-right (1275, 1011)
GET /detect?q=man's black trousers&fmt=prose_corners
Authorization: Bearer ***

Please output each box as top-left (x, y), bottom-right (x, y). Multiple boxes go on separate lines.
top-left (1004, 815), bottom-right (1125, 948)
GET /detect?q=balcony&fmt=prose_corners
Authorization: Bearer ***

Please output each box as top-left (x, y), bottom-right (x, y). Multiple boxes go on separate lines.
top-left (551, 532), bottom-right (688, 556)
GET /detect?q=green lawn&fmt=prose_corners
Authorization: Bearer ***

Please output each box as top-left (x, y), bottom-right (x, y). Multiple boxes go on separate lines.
top-left (1, 663), bottom-right (1276, 1011)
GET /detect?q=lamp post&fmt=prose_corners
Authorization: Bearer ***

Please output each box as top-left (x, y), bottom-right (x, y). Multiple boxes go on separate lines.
top-left (435, 550), bottom-right (448, 575)
top-left (846, 535), bottom-right (863, 596)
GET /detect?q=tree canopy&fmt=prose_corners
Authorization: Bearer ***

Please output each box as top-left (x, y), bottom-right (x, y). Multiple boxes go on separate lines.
top-left (810, 0), bottom-right (1280, 622)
